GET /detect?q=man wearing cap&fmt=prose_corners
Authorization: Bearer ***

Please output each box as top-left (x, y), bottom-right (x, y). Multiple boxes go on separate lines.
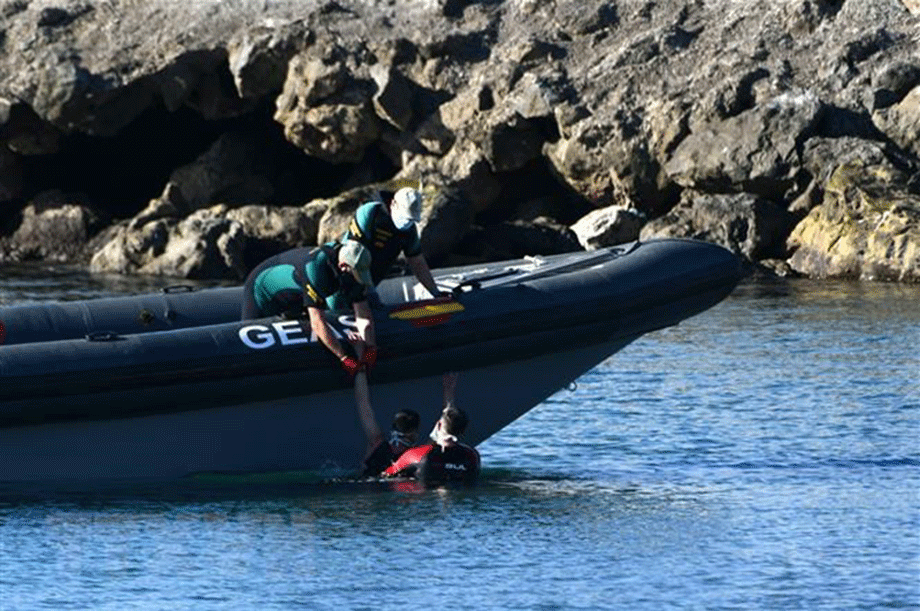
top-left (241, 240), bottom-right (377, 375)
top-left (329, 187), bottom-right (444, 310)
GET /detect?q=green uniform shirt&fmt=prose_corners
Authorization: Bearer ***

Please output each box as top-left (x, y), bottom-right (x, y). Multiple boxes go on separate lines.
top-left (249, 245), bottom-right (366, 317)
top-left (344, 201), bottom-right (422, 285)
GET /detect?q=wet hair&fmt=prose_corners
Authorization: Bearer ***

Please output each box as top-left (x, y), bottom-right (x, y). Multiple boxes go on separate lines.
top-left (441, 406), bottom-right (469, 437)
top-left (392, 409), bottom-right (420, 434)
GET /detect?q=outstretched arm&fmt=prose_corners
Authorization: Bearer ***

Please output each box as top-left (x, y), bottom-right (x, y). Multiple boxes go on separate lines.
top-left (443, 371), bottom-right (459, 410)
top-left (354, 365), bottom-right (383, 454)
top-left (352, 300), bottom-right (376, 347)
top-left (407, 254), bottom-right (442, 299)
top-left (384, 445), bottom-right (430, 477)
top-left (307, 306), bottom-right (347, 360)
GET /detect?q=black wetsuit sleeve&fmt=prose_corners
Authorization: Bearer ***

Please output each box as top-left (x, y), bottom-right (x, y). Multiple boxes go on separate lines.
top-left (363, 441), bottom-right (395, 477)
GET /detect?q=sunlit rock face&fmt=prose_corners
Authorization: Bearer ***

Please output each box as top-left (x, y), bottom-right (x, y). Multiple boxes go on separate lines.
top-left (787, 160), bottom-right (920, 282)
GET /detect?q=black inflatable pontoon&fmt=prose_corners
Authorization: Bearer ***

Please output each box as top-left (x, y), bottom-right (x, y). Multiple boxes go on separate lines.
top-left (0, 239), bottom-right (741, 485)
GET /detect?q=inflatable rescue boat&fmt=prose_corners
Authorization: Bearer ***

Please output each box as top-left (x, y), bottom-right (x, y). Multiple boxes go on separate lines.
top-left (0, 238), bottom-right (741, 485)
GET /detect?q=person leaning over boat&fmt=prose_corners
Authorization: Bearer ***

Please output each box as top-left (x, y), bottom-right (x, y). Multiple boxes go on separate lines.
top-left (327, 187), bottom-right (446, 310)
top-left (382, 372), bottom-right (480, 485)
top-left (241, 240), bottom-right (376, 375)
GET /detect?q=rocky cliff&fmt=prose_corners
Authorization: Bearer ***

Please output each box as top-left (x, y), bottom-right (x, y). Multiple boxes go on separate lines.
top-left (0, 0), bottom-right (917, 281)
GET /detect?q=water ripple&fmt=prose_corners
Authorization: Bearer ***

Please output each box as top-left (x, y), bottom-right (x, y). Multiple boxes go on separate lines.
top-left (1, 274), bottom-right (919, 610)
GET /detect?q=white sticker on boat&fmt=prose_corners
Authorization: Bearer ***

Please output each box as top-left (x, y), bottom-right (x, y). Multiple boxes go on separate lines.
top-left (337, 314), bottom-right (358, 330)
top-left (238, 320), bottom-right (343, 349)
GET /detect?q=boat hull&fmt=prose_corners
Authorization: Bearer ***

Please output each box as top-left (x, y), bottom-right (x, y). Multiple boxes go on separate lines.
top-left (0, 337), bottom-right (637, 484)
top-left (0, 238), bottom-right (742, 486)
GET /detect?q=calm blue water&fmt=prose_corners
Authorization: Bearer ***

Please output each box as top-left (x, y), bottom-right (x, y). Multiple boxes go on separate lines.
top-left (0, 270), bottom-right (918, 610)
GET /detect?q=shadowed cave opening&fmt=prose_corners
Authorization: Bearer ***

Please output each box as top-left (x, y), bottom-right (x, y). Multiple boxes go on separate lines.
top-left (481, 157), bottom-right (593, 227)
top-left (14, 102), bottom-right (398, 223)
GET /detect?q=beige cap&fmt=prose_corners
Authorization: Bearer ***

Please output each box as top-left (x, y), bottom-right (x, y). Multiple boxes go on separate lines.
top-left (338, 240), bottom-right (373, 286)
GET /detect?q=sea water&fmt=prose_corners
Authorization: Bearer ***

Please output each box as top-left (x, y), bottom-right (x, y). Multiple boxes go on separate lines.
top-left (0, 269), bottom-right (917, 610)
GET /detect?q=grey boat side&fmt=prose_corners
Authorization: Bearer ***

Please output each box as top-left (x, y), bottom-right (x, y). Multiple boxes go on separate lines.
top-left (0, 239), bottom-right (741, 485)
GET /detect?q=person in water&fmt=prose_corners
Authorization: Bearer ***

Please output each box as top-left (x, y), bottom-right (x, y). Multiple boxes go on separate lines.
top-left (353, 363), bottom-right (421, 476)
top-left (382, 372), bottom-right (480, 485)
top-left (241, 240), bottom-right (377, 375)
top-left (328, 187), bottom-right (445, 310)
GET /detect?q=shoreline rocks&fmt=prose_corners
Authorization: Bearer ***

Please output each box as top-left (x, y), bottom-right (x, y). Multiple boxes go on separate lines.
top-left (0, 0), bottom-right (917, 282)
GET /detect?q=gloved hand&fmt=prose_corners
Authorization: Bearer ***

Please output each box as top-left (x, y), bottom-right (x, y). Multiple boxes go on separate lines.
top-left (361, 345), bottom-right (378, 368)
top-left (340, 355), bottom-right (361, 376)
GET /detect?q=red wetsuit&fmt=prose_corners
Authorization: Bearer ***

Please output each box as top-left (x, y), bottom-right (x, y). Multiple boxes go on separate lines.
top-left (384, 443), bottom-right (480, 485)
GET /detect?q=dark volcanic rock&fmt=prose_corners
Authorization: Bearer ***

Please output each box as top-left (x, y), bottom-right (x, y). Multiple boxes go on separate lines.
top-left (664, 92), bottom-right (824, 200)
top-left (641, 191), bottom-right (792, 261)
